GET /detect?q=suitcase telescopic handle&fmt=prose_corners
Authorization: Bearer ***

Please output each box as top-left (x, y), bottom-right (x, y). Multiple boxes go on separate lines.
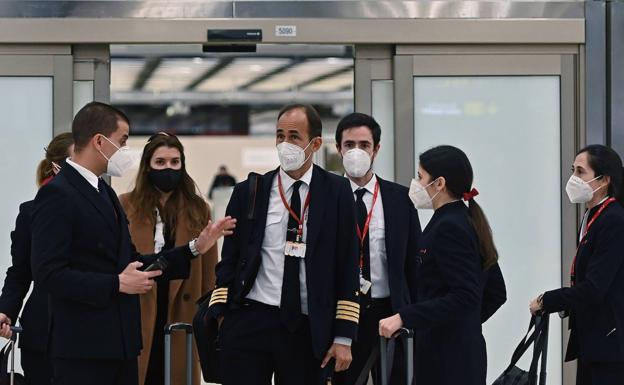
top-left (380, 328), bottom-right (414, 385)
top-left (165, 322), bottom-right (193, 335)
top-left (393, 328), bottom-right (414, 338)
top-left (164, 322), bottom-right (193, 385)
top-left (7, 326), bottom-right (22, 385)
top-left (8, 326), bottom-right (22, 343)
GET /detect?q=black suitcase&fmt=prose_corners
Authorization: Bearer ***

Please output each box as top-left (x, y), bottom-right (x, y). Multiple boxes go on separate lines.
top-left (164, 323), bottom-right (194, 385)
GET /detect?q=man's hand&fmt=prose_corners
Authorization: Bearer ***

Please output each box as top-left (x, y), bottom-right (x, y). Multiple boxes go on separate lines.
top-left (379, 313), bottom-right (403, 338)
top-left (321, 343), bottom-right (352, 372)
top-left (119, 261), bottom-right (162, 295)
top-left (195, 216), bottom-right (237, 254)
top-left (0, 313), bottom-right (12, 339)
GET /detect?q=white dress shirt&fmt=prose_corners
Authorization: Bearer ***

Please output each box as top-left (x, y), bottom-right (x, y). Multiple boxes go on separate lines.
top-left (247, 166), bottom-right (313, 314)
top-left (349, 174), bottom-right (390, 299)
top-left (66, 158), bottom-right (100, 191)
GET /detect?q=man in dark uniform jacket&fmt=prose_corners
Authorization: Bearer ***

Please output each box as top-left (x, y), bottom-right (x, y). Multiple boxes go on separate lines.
top-left (30, 102), bottom-right (234, 385)
top-left (207, 104), bottom-right (360, 385)
top-left (332, 113), bottom-right (421, 385)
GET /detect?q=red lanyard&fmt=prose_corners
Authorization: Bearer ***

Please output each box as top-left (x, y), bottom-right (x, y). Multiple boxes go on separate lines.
top-left (570, 197), bottom-right (616, 284)
top-left (356, 181), bottom-right (380, 269)
top-left (277, 172), bottom-right (311, 242)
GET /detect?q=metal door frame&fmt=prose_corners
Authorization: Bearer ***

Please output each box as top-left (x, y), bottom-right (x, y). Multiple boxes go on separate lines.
top-left (0, 46), bottom-right (73, 135)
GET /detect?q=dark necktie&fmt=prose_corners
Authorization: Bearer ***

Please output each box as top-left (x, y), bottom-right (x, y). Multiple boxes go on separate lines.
top-left (98, 178), bottom-right (117, 220)
top-left (281, 180), bottom-right (303, 332)
top-left (355, 188), bottom-right (372, 300)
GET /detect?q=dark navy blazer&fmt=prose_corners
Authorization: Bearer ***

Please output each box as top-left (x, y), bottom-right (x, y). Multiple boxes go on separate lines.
top-left (376, 177), bottom-right (421, 311)
top-left (30, 164), bottom-right (193, 360)
top-left (398, 201), bottom-right (506, 385)
top-left (208, 165), bottom-right (360, 359)
top-left (543, 200), bottom-right (624, 362)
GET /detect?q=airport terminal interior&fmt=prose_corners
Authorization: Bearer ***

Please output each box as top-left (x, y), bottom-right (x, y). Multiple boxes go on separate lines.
top-left (1, 1), bottom-right (624, 385)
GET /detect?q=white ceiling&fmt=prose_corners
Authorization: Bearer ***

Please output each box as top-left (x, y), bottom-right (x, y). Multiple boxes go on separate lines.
top-left (110, 56), bottom-right (353, 95)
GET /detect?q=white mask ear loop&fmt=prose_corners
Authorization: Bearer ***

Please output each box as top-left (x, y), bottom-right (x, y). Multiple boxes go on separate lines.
top-left (588, 175), bottom-right (606, 194)
top-left (426, 178), bottom-right (441, 200)
top-left (98, 134), bottom-right (121, 161)
top-left (301, 138), bottom-right (317, 164)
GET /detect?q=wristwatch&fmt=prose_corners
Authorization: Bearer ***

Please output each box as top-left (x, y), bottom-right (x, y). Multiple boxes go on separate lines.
top-left (188, 238), bottom-right (200, 257)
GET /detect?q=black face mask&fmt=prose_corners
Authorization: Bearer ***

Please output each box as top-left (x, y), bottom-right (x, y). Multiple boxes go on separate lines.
top-left (148, 168), bottom-right (182, 193)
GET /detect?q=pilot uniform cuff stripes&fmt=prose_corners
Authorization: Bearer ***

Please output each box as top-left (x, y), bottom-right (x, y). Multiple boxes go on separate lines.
top-left (335, 300), bottom-right (360, 323)
top-left (208, 288), bottom-right (228, 307)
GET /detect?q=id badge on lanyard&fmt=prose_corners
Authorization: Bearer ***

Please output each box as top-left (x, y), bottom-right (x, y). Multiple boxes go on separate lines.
top-left (285, 241), bottom-right (306, 258)
top-left (279, 172), bottom-right (310, 259)
top-left (357, 182), bottom-right (379, 295)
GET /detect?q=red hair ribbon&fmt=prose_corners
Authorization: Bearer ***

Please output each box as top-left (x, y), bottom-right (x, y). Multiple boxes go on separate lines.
top-left (41, 175), bottom-right (54, 186)
top-left (462, 188), bottom-right (479, 201)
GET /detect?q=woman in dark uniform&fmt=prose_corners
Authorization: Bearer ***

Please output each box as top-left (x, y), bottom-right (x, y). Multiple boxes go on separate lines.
top-left (379, 145), bottom-right (506, 385)
top-left (530, 144), bottom-right (624, 385)
top-left (0, 132), bottom-right (74, 385)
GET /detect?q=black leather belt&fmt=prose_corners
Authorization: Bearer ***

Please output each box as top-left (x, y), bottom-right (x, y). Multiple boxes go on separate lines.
top-left (370, 297), bottom-right (391, 306)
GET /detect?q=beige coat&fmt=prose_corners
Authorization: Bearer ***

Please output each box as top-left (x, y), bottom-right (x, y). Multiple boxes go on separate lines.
top-left (119, 193), bottom-right (218, 385)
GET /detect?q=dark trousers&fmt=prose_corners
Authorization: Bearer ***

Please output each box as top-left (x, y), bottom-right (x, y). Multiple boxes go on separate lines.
top-left (51, 358), bottom-right (138, 385)
top-left (577, 360), bottom-right (624, 385)
top-left (21, 349), bottom-right (52, 385)
top-left (219, 300), bottom-right (329, 385)
top-left (333, 298), bottom-right (405, 385)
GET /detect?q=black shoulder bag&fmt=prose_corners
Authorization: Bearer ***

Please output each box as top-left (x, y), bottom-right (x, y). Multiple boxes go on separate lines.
top-left (193, 172), bottom-right (262, 383)
top-left (492, 314), bottom-right (550, 385)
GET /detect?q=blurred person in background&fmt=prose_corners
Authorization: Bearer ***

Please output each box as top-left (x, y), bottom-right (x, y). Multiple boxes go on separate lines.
top-left (119, 132), bottom-right (219, 385)
top-left (208, 165), bottom-right (236, 200)
top-left (0, 132), bottom-right (74, 385)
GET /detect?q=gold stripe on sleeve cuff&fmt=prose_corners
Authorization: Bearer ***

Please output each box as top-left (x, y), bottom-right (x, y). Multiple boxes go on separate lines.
top-left (336, 309), bottom-right (360, 319)
top-left (337, 300), bottom-right (360, 310)
top-left (337, 304), bottom-right (360, 314)
top-left (208, 288), bottom-right (228, 307)
top-left (336, 314), bottom-right (359, 323)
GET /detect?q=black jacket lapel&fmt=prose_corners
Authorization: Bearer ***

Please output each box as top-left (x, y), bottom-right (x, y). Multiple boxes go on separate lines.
top-left (248, 168), bottom-right (278, 254)
top-left (378, 177), bottom-right (401, 271)
top-left (62, 165), bottom-right (118, 234)
top-left (105, 182), bottom-right (127, 262)
top-left (304, 165), bottom-right (327, 260)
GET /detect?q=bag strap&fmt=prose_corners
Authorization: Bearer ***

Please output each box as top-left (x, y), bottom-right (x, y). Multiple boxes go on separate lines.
top-left (503, 315), bottom-right (539, 373)
top-left (527, 316), bottom-right (550, 385)
top-left (354, 345), bottom-right (380, 385)
top-left (247, 172), bottom-right (261, 220)
top-left (515, 315), bottom-right (536, 354)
